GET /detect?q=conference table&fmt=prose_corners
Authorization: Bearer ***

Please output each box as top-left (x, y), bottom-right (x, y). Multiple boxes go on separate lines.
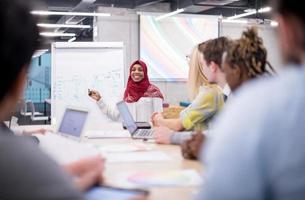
top-left (20, 123), bottom-right (203, 200)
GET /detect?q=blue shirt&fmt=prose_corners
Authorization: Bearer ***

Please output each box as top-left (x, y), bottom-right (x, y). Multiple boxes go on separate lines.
top-left (197, 65), bottom-right (305, 200)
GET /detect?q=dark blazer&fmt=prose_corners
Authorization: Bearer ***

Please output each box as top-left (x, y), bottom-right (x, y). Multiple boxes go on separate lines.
top-left (0, 127), bottom-right (84, 200)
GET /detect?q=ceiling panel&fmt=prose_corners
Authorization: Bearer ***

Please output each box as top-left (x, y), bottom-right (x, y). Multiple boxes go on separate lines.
top-left (33, 0), bottom-right (271, 46)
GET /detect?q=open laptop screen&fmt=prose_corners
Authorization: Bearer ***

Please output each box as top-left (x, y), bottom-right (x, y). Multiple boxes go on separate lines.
top-left (116, 101), bottom-right (137, 134)
top-left (58, 108), bottom-right (88, 138)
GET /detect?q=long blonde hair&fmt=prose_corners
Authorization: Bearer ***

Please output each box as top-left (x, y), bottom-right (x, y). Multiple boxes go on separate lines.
top-left (187, 43), bottom-right (208, 101)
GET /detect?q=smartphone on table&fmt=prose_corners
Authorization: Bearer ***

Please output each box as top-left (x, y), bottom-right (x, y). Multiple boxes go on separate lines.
top-left (85, 186), bottom-right (149, 200)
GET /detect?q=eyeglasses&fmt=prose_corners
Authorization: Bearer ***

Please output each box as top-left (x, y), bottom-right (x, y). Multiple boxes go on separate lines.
top-left (185, 55), bottom-right (190, 62)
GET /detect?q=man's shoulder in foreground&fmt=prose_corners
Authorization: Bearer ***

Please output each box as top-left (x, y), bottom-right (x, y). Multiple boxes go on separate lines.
top-left (0, 131), bottom-right (84, 200)
top-left (198, 66), bottom-right (305, 200)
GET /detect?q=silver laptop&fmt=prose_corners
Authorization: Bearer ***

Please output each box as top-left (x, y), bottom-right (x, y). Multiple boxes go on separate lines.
top-left (116, 101), bottom-right (153, 139)
top-left (36, 107), bottom-right (99, 163)
top-left (57, 107), bottom-right (89, 141)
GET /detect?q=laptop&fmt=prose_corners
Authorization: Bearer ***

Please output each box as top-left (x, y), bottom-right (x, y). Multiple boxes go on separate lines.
top-left (123, 121), bottom-right (150, 129)
top-left (56, 107), bottom-right (89, 141)
top-left (36, 107), bottom-right (99, 163)
top-left (116, 101), bottom-right (154, 139)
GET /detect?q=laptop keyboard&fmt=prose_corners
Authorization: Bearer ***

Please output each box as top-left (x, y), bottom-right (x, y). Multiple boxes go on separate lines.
top-left (137, 129), bottom-right (152, 137)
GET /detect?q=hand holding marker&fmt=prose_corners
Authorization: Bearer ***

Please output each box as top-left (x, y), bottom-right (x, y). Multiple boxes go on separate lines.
top-left (88, 89), bottom-right (102, 101)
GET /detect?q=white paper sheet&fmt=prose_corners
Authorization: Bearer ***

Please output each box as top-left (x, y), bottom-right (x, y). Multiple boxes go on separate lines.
top-left (112, 169), bottom-right (202, 188)
top-left (36, 133), bottom-right (99, 164)
top-left (103, 151), bottom-right (170, 163)
top-left (85, 130), bottom-right (131, 138)
top-left (97, 144), bottom-right (153, 153)
top-left (127, 169), bottom-right (202, 187)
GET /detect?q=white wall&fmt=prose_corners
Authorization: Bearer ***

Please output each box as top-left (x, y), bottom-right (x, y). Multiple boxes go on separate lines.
top-left (94, 7), bottom-right (139, 74)
top-left (94, 7), bottom-right (282, 104)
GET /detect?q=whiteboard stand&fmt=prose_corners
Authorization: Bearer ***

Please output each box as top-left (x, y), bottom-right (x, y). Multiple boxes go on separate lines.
top-left (51, 42), bottom-right (126, 127)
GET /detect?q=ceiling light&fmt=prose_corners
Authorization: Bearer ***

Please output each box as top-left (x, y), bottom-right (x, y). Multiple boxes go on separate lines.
top-left (258, 7), bottom-right (272, 13)
top-left (270, 20), bottom-right (279, 27)
top-left (32, 49), bottom-right (49, 58)
top-left (222, 19), bottom-right (248, 24)
top-left (155, 8), bottom-right (184, 21)
top-left (68, 37), bottom-right (77, 42)
top-left (37, 23), bottom-right (91, 29)
top-left (228, 12), bottom-right (256, 20)
top-left (228, 6), bottom-right (272, 20)
top-left (40, 32), bottom-right (76, 37)
top-left (244, 9), bottom-right (256, 13)
top-left (31, 10), bottom-right (111, 17)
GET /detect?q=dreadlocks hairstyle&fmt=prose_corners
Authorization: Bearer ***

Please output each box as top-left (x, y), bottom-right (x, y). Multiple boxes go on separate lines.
top-left (224, 27), bottom-right (275, 78)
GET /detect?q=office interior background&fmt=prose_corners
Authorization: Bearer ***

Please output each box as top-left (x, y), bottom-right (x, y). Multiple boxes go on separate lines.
top-left (19, 0), bottom-right (279, 125)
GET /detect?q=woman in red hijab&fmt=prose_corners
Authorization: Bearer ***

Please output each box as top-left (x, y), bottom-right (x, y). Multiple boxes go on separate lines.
top-left (124, 60), bottom-right (164, 103)
top-left (89, 60), bottom-right (164, 121)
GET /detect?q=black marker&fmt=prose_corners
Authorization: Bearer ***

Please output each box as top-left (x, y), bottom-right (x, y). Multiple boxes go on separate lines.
top-left (88, 89), bottom-right (93, 96)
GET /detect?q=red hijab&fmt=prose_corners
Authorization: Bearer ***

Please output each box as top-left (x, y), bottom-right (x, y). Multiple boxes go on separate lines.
top-left (124, 60), bottom-right (164, 103)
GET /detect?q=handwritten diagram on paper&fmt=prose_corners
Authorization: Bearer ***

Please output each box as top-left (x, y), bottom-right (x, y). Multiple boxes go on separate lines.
top-left (52, 43), bottom-right (125, 126)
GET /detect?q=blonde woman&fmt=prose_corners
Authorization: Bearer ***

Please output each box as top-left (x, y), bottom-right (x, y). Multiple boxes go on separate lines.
top-left (152, 40), bottom-right (227, 144)
top-left (187, 42), bottom-right (209, 101)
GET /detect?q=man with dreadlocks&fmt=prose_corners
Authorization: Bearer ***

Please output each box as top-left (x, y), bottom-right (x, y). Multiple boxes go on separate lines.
top-left (196, 0), bottom-right (305, 198)
top-left (181, 27), bottom-right (275, 160)
top-left (222, 27), bottom-right (275, 93)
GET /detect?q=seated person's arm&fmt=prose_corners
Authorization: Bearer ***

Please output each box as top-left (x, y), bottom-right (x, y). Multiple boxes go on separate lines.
top-left (179, 89), bottom-right (220, 131)
top-left (152, 113), bottom-right (184, 131)
top-left (152, 88), bottom-right (220, 132)
top-left (63, 155), bottom-right (105, 191)
top-left (153, 126), bottom-right (192, 145)
top-left (181, 132), bottom-right (205, 160)
top-left (10, 126), bottom-right (51, 136)
top-left (22, 128), bottom-right (51, 136)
